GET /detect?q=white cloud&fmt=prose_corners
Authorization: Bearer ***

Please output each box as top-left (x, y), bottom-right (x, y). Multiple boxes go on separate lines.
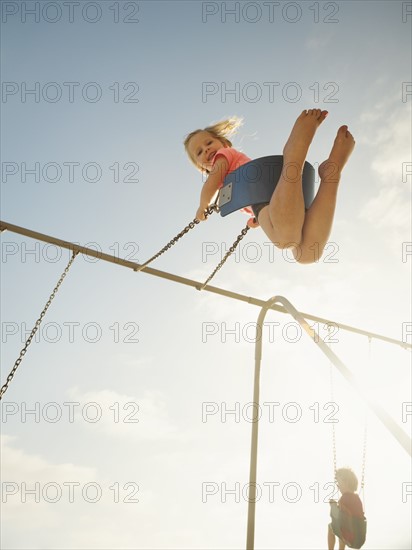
top-left (358, 95), bottom-right (411, 180)
top-left (357, 98), bottom-right (411, 242)
top-left (66, 386), bottom-right (186, 441)
top-left (0, 435), bottom-right (160, 548)
top-left (360, 185), bottom-right (411, 230)
top-left (1, 434), bottom-right (97, 530)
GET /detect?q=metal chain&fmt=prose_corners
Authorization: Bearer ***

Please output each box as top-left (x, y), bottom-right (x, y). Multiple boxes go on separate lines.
top-left (359, 337), bottom-right (371, 508)
top-left (0, 250), bottom-right (78, 400)
top-left (329, 350), bottom-right (337, 478)
top-left (329, 332), bottom-right (369, 507)
top-left (135, 204), bottom-right (220, 272)
top-left (326, 323), bottom-right (338, 481)
top-left (360, 416), bottom-right (368, 508)
top-left (199, 224), bottom-right (250, 290)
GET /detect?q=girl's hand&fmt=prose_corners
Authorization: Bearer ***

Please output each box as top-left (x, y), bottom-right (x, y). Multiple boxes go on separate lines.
top-left (247, 217), bottom-right (260, 228)
top-left (196, 206), bottom-right (207, 221)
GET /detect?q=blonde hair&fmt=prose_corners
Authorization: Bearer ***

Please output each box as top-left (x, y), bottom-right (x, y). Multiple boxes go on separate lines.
top-left (335, 468), bottom-right (359, 492)
top-left (183, 116), bottom-right (243, 173)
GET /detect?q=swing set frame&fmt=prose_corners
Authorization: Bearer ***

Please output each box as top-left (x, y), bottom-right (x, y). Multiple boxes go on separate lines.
top-left (1, 220), bottom-right (411, 550)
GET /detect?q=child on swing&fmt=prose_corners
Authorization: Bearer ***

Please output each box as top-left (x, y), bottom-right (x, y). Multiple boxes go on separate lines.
top-left (328, 467), bottom-right (366, 550)
top-left (184, 109), bottom-right (355, 264)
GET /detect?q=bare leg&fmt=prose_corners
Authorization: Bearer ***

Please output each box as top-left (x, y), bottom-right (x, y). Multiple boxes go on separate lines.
top-left (328, 524), bottom-right (336, 550)
top-left (258, 109), bottom-right (328, 246)
top-left (296, 125), bottom-right (355, 263)
top-left (338, 538), bottom-right (346, 550)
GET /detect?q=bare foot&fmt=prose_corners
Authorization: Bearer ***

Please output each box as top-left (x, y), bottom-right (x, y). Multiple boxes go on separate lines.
top-left (319, 125), bottom-right (355, 183)
top-left (283, 109), bottom-right (328, 166)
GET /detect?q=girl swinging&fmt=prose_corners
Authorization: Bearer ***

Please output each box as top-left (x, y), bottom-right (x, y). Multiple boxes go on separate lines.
top-left (184, 109), bottom-right (355, 264)
top-left (328, 467), bottom-right (367, 550)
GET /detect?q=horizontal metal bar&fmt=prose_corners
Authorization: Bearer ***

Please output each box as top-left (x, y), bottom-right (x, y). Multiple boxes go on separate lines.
top-left (1, 220), bottom-right (410, 350)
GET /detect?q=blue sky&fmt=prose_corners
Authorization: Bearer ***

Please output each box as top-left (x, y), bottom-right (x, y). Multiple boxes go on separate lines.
top-left (1, 1), bottom-right (411, 549)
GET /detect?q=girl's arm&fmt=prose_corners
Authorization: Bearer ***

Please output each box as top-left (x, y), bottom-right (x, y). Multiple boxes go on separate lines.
top-left (196, 156), bottom-right (229, 220)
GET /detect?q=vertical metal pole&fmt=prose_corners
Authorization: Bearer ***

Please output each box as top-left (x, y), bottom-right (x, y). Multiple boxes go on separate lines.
top-left (246, 298), bottom-right (279, 549)
top-left (245, 334), bottom-right (261, 549)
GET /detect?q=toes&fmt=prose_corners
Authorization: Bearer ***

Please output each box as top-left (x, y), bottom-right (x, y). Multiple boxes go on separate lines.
top-left (307, 108), bottom-right (324, 119)
top-left (300, 108), bottom-right (328, 121)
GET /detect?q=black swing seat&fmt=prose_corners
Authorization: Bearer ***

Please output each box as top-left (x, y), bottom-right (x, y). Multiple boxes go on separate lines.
top-left (332, 513), bottom-right (367, 550)
top-left (218, 155), bottom-right (315, 217)
top-left (345, 516), bottom-right (367, 550)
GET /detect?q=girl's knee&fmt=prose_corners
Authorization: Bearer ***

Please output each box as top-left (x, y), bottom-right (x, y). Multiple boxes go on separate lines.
top-left (264, 232), bottom-right (325, 263)
top-left (274, 242), bottom-right (304, 260)
top-left (274, 241), bottom-right (293, 250)
top-left (274, 241), bottom-right (317, 263)
top-left (294, 251), bottom-right (316, 264)
top-left (294, 243), bottom-right (325, 264)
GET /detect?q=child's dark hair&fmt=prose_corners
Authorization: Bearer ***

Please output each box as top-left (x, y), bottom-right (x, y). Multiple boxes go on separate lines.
top-left (335, 468), bottom-right (359, 492)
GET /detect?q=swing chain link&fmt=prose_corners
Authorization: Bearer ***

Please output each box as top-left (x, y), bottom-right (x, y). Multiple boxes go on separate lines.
top-left (200, 224), bottom-right (250, 290)
top-left (327, 324), bottom-right (337, 478)
top-left (330, 376), bottom-right (337, 476)
top-left (136, 203), bottom-right (220, 272)
top-left (360, 419), bottom-right (367, 492)
top-left (329, 332), bottom-right (370, 508)
top-left (0, 250), bottom-right (78, 400)
top-left (360, 337), bottom-right (371, 497)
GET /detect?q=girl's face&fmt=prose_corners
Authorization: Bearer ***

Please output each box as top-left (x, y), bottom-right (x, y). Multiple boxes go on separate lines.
top-left (188, 131), bottom-right (226, 172)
